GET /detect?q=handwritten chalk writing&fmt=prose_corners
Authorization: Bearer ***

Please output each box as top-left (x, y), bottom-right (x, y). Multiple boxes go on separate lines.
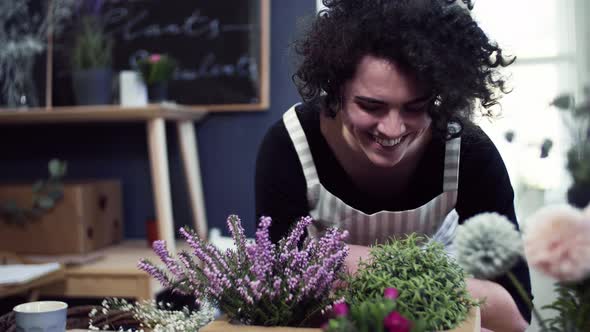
top-left (104, 7), bottom-right (251, 41)
top-left (94, 0), bottom-right (263, 104)
top-left (194, 53), bottom-right (254, 78)
top-left (175, 53), bottom-right (257, 80)
top-left (130, 50), bottom-right (256, 80)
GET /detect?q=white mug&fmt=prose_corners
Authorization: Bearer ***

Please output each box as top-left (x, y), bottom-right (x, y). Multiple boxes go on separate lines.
top-left (119, 70), bottom-right (148, 107)
top-left (13, 301), bottom-right (68, 332)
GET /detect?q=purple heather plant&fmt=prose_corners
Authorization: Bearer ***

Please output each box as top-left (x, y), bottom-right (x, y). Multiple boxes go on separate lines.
top-left (138, 215), bottom-right (349, 327)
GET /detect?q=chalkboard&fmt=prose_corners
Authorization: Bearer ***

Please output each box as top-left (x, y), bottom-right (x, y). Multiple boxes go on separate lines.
top-left (54, 0), bottom-right (269, 110)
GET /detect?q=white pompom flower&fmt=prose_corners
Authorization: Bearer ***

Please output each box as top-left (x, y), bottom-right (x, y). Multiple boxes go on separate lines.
top-left (454, 212), bottom-right (523, 279)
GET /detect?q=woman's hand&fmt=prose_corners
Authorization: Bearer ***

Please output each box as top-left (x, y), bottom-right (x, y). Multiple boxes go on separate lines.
top-left (466, 278), bottom-right (528, 332)
top-left (344, 244), bottom-right (371, 275)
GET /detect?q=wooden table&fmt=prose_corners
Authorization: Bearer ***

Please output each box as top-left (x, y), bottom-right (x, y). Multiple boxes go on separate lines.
top-left (0, 103), bottom-right (212, 251)
top-left (36, 240), bottom-right (189, 301)
top-left (0, 266), bottom-right (66, 301)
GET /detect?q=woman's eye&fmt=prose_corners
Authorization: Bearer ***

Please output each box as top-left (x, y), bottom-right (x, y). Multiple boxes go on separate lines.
top-left (358, 103), bottom-right (382, 112)
top-left (403, 103), bottom-right (428, 113)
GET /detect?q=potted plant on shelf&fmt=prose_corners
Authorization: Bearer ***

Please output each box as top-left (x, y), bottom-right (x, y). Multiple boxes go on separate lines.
top-left (70, 4), bottom-right (114, 106)
top-left (550, 90), bottom-right (590, 207)
top-left (137, 54), bottom-right (177, 102)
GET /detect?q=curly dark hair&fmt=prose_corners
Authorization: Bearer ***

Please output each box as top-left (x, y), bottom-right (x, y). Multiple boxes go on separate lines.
top-left (292, 0), bottom-right (514, 138)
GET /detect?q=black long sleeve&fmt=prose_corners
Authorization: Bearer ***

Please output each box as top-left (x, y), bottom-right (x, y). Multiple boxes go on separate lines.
top-left (255, 103), bottom-right (532, 322)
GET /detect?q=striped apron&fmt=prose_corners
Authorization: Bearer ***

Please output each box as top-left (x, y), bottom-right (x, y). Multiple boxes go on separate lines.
top-left (283, 105), bottom-right (461, 249)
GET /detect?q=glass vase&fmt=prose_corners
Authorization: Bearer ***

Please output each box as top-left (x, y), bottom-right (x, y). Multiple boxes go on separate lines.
top-left (3, 55), bottom-right (39, 108)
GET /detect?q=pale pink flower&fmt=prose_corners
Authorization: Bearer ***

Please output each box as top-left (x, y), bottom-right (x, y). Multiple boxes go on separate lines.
top-left (149, 54), bottom-right (162, 63)
top-left (584, 202), bottom-right (590, 219)
top-left (524, 204), bottom-right (590, 282)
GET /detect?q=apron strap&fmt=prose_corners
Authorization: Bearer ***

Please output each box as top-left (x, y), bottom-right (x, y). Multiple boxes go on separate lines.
top-left (283, 106), bottom-right (321, 206)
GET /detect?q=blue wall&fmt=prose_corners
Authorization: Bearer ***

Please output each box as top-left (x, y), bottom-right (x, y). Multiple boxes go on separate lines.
top-left (0, 0), bottom-right (315, 238)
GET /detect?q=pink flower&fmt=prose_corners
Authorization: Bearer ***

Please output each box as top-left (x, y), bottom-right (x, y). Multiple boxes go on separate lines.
top-left (383, 311), bottom-right (411, 332)
top-left (148, 54), bottom-right (162, 63)
top-left (384, 287), bottom-right (399, 300)
top-left (332, 302), bottom-right (348, 317)
top-left (524, 204), bottom-right (590, 282)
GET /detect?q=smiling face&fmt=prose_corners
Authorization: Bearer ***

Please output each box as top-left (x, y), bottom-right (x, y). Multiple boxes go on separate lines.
top-left (339, 55), bottom-right (433, 168)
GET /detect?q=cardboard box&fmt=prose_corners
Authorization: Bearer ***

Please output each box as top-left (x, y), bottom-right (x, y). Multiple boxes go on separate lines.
top-left (200, 307), bottom-right (480, 332)
top-left (0, 180), bottom-right (123, 255)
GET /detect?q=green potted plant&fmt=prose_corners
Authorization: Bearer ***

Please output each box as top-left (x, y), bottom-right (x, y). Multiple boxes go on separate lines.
top-left (550, 91), bottom-right (590, 207)
top-left (71, 11), bottom-right (114, 105)
top-left (137, 54), bottom-right (177, 102)
top-left (340, 234), bottom-right (478, 332)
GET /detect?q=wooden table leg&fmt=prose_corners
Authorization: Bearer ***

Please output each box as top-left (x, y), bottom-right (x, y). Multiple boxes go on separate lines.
top-left (177, 120), bottom-right (208, 241)
top-left (147, 118), bottom-right (176, 251)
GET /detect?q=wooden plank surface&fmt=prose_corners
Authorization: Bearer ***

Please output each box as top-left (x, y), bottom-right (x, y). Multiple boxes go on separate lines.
top-left (62, 240), bottom-right (187, 276)
top-left (35, 240), bottom-right (188, 300)
top-left (0, 101), bottom-right (269, 124)
top-left (0, 104), bottom-right (209, 123)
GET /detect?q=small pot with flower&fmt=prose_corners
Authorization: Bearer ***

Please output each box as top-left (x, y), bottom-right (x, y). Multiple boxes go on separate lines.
top-left (550, 91), bottom-right (590, 208)
top-left (137, 54), bottom-right (177, 102)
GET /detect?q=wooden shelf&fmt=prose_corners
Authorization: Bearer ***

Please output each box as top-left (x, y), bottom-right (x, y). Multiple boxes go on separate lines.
top-left (0, 104), bottom-right (210, 124)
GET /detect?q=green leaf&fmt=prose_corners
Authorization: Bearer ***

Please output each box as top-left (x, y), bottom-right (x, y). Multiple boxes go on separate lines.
top-left (37, 196), bottom-right (55, 209)
top-left (49, 159), bottom-right (67, 178)
top-left (551, 94), bottom-right (574, 110)
top-left (32, 180), bottom-right (45, 193)
top-left (47, 189), bottom-right (64, 201)
top-left (2, 200), bottom-right (19, 213)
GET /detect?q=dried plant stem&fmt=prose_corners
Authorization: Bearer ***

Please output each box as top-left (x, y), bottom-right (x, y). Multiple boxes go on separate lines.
top-left (507, 271), bottom-right (548, 331)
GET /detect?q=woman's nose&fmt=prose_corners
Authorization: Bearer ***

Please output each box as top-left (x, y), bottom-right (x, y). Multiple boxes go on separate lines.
top-left (376, 109), bottom-right (406, 137)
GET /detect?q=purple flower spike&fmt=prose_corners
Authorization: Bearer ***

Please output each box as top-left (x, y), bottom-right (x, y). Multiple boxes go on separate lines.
top-left (384, 287), bottom-right (399, 300)
top-left (139, 215), bottom-right (349, 326)
top-left (333, 302), bottom-right (349, 317)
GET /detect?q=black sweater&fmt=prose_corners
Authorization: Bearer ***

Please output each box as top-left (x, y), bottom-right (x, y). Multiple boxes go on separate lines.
top-left (255, 100), bottom-right (533, 322)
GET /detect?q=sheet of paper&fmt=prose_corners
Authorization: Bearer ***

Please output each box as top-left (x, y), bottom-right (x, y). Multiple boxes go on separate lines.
top-left (0, 262), bottom-right (61, 286)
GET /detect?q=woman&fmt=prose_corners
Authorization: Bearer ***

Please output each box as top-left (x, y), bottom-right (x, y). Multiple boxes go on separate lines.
top-left (255, 0), bottom-right (532, 331)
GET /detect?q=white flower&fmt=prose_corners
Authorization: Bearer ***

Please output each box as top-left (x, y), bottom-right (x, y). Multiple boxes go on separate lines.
top-left (454, 212), bottom-right (523, 279)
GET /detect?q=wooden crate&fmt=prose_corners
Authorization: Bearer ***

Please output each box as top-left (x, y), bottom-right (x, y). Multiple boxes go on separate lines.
top-left (0, 180), bottom-right (123, 255)
top-left (201, 307), bottom-right (480, 332)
